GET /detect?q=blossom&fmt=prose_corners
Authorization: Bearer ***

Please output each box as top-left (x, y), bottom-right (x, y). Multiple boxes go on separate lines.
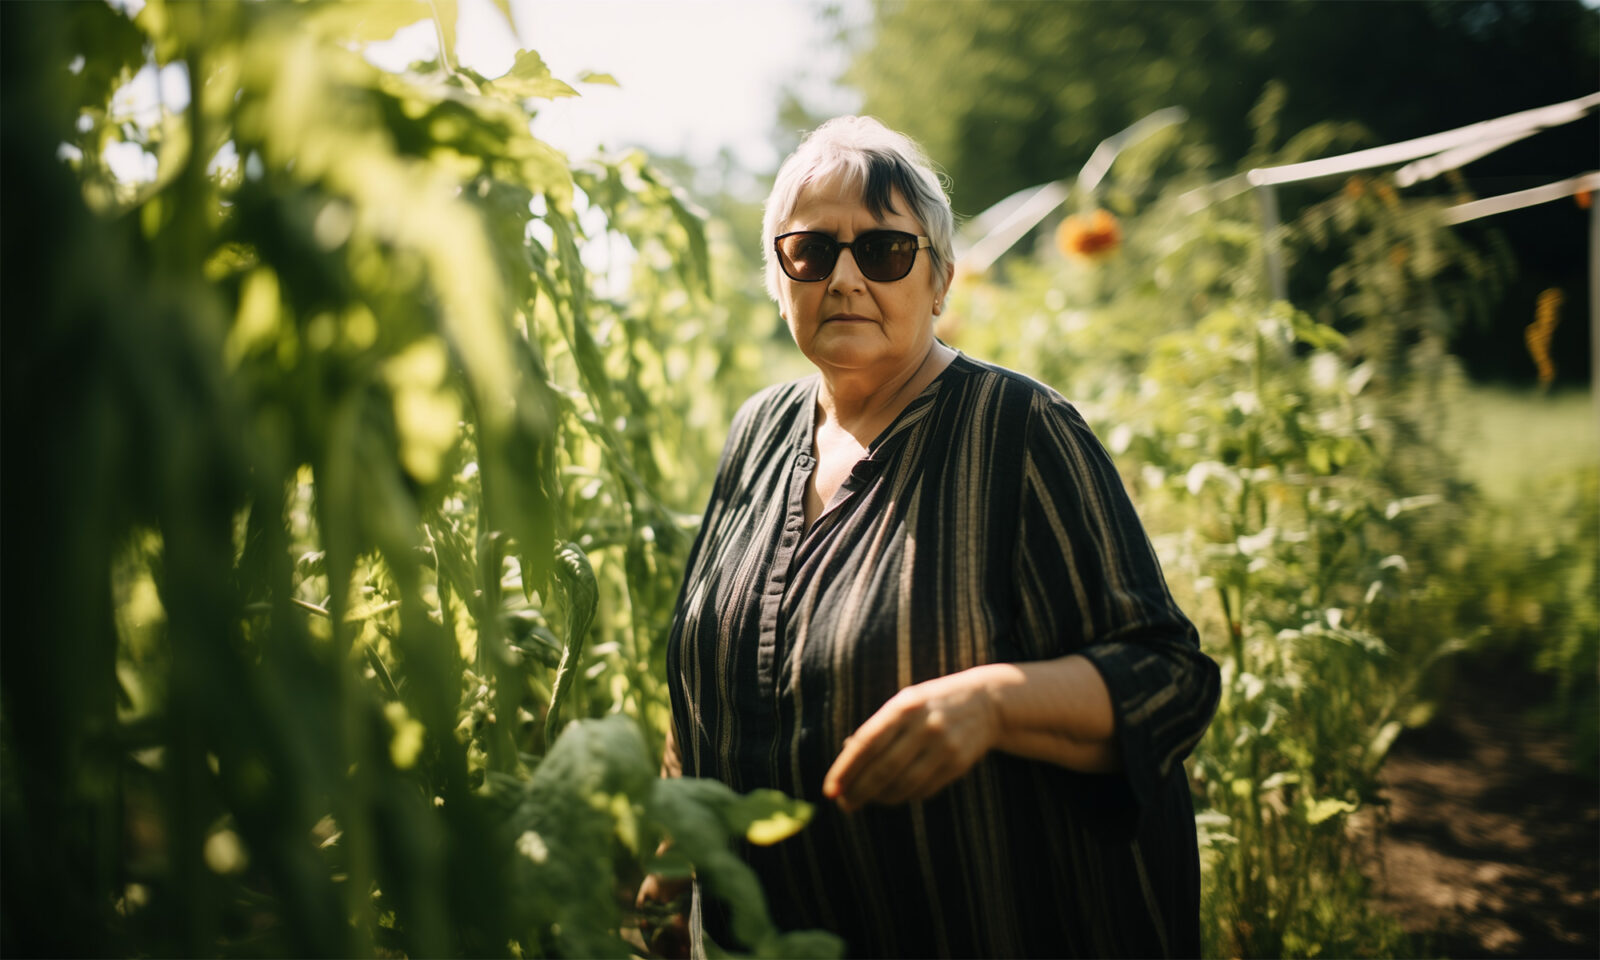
top-left (1056, 209), bottom-right (1121, 260)
top-left (1525, 288), bottom-right (1562, 384)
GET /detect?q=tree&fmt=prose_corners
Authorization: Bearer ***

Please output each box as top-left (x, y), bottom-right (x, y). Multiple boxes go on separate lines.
top-left (842, 0), bottom-right (1597, 380)
top-left (847, 0), bottom-right (1596, 213)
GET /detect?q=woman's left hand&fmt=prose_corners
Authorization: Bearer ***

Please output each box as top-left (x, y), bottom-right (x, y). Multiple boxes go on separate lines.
top-left (822, 666), bottom-right (1002, 812)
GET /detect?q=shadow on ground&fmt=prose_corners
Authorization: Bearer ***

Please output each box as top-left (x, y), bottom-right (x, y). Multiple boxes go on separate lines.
top-left (1369, 661), bottom-right (1599, 957)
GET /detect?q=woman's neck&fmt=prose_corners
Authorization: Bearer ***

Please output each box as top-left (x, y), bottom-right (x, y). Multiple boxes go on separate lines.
top-left (814, 339), bottom-right (956, 444)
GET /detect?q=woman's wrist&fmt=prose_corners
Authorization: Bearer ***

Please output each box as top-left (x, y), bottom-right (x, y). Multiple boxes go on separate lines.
top-left (972, 657), bottom-right (1121, 772)
top-left (969, 661), bottom-right (1021, 754)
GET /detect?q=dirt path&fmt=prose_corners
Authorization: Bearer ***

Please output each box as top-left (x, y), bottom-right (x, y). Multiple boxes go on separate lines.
top-left (1369, 663), bottom-right (1599, 957)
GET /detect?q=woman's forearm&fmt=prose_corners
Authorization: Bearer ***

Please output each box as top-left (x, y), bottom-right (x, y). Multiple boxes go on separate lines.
top-left (823, 654), bottom-right (1123, 810)
top-left (974, 656), bottom-right (1121, 773)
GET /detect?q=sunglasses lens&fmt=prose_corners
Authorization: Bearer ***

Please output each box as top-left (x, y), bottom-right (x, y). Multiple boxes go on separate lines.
top-left (778, 234), bottom-right (837, 281)
top-left (775, 231), bottom-right (922, 282)
top-left (855, 232), bottom-right (917, 281)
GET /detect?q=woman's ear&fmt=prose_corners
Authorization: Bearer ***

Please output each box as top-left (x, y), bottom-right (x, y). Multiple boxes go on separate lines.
top-left (933, 262), bottom-right (955, 315)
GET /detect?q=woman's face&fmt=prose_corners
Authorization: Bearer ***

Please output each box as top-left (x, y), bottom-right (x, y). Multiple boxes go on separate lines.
top-left (775, 175), bottom-right (951, 381)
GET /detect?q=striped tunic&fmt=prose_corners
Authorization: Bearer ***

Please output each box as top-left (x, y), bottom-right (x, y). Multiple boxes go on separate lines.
top-left (667, 352), bottom-right (1220, 958)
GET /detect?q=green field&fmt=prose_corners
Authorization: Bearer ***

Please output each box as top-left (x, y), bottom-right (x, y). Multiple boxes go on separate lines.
top-left (1450, 386), bottom-right (1599, 502)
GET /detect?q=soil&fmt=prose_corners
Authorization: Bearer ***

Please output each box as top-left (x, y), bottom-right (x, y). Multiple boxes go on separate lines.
top-left (1367, 661), bottom-right (1600, 957)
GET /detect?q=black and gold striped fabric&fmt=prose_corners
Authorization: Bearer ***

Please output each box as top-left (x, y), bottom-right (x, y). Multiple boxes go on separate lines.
top-left (667, 352), bottom-right (1220, 958)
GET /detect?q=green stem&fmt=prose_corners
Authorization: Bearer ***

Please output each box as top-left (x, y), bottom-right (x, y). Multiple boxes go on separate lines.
top-left (425, 0), bottom-right (459, 76)
top-left (1218, 584), bottom-right (1246, 676)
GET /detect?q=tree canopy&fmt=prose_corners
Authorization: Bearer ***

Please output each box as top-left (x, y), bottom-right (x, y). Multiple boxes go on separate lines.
top-left (841, 0), bottom-right (1598, 381)
top-left (846, 0), bottom-right (1598, 215)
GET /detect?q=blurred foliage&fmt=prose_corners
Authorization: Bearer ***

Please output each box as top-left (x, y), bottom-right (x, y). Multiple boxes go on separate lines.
top-left (845, 0), bottom-right (1598, 381)
top-left (1470, 468), bottom-right (1600, 776)
top-left (943, 109), bottom-right (1593, 954)
top-left (1445, 390), bottom-right (1600, 777)
top-left (847, 0), bottom-right (1597, 215)
top-left (0, 1), bottom-right (836, 956)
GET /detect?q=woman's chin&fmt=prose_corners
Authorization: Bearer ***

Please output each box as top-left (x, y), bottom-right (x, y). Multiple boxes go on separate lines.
top-left (803, 325), bottom-right (895, 371)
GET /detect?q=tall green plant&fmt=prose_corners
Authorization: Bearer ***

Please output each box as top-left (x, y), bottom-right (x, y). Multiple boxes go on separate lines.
top-left (1, 2), bottom-right (834, 956)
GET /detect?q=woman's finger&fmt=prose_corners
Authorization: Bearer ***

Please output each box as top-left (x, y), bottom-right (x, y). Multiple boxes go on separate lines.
top-left (825, 717), bottom-right (909, 805)
top-left (866, 712), bottom-right (980, 806)
top-left (834, 672), bottom-right (1002, 808)
top-left (835, 722), bottom-right (927, 809)
top-left (871, 743), bottom-right (948, 806)
top-left (823, 695), bottom-right (913, 799)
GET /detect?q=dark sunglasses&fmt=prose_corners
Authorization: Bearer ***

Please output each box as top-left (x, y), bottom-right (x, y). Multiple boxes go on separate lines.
top-left (774, 230), bottom-right (931, 283)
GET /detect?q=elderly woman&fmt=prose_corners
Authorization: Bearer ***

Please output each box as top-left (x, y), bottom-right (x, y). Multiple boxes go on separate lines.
top-left (654, 116), bottom-right (1219, 958)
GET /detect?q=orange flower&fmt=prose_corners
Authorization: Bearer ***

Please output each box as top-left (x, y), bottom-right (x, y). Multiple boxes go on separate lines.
top-left (1525, 288), bottom-right (1563, 385)
top-left (1576, 189), bottom-right (1593, 210)
top-left (1057, 209), bottom-right (1121, 260)
top-left (1342, 176), bottom-right (1366, 201)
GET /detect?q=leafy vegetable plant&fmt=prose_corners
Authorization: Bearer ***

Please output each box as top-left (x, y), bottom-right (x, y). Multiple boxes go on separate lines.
top-left (0, 2), bottom-right (836, 956)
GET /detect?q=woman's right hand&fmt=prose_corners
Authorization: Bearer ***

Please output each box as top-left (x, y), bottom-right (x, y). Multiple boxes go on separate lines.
top-left (635, 870), bottom-right (691, 959)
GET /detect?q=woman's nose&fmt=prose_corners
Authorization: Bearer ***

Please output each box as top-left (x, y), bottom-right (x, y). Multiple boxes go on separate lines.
top-left (827, 247), bottom-right (867, 293)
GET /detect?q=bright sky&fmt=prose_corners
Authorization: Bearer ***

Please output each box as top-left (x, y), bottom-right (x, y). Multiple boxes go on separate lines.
top-left (101, 0), bottom-right (864, 186)
top-left (370, 0), bottom-right (864, 176)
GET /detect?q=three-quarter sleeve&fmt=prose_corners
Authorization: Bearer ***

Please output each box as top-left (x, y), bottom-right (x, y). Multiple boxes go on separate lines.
top-left (1012, 390), bottom-right (1220, 813)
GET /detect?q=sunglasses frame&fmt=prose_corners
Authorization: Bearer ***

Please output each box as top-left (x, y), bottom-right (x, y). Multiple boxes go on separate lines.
top-left (773, 230), bottom-right (932, 283)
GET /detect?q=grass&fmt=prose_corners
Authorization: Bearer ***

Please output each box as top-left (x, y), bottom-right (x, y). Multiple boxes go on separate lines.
top-left (1444, 383), bottom-right (1599, 777)
top-left (1446, 385), bottom-right (1598, 503)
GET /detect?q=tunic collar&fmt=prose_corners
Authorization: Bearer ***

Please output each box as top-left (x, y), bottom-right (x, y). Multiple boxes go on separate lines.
top-left (788, 350), bottom-right (972, 464)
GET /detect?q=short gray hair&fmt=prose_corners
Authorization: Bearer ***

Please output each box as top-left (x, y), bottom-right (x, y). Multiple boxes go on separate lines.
top-left (762, 116), bottom-right (955, 302)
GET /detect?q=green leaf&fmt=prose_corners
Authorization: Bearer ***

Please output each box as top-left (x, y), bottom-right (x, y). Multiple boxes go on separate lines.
top-left (486, 48), bottom-right (580, 102)
top-left (647, 779), bottom-right (842, 958)
top-left (1303, 796), bottom-right (1358, 826)
top-left (503, 610), bottom-right (563, 667)
top-left (547, 208), bottom-right (615, 422)
top-left (722, 789), bottom-right (814, 847)
top-left (63, 1), bottom-right (147, 113)
top-left (646, 168), bottom-right (713, 298)
top-left (301, 0), bottom-right (431, 44)
top-left (544, 541), bottom-right (598, 746)
top-left (1307, 442), bottom-right (1331, 475)
top-left (577, 71), bottom-right (621, 86)
top-left (1364, 720), bottom-right (1403, 773)
top-left (510, 716), bottom-right (658, 958)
